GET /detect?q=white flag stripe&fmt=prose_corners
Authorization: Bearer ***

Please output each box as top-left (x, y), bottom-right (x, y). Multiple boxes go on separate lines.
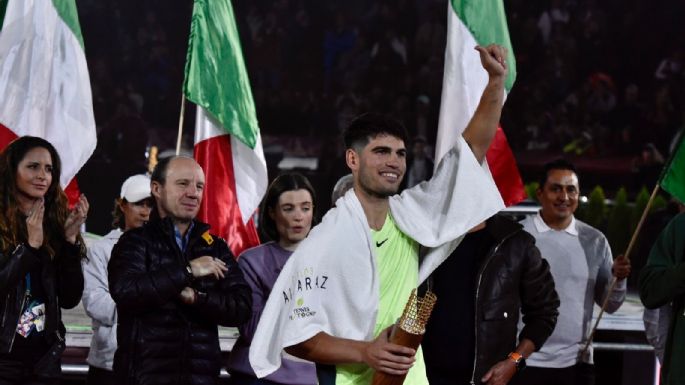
top-left (194, 106), bottom-right (267, 224)
top-left (435, 4), bottom-right (507, 165)
top-left (231, 134), bottom-right (267, 223)
top-left (0, 0), bottom-right (96, 187)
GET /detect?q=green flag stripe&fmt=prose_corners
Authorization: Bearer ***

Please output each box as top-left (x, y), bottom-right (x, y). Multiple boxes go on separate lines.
top-left (52, 0), bottom-right (85, 49)
top-left (0, 1), bottom-right (84, 49)
top-left (183, 0), bottom-right (258, 149)
top-left (0, 0), bottom-right (9, 29)
top-left (450, 0), bottom-right (516, 92)
top-left (660, 130), bottom-right (685, 203)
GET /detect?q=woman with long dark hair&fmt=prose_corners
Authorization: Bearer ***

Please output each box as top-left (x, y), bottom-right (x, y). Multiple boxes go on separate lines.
top-left (227, 173), bottom-right (318, 385)
top-left (0, 136), bottom-right (88, 384)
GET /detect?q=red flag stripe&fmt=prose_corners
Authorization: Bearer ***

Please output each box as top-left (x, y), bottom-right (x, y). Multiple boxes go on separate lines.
top-left (0, 123), bottom-right (19, 148)
top-left (486, 126), bottom-right (527, 206)
top-left (194, 134), bottom-right (260, 257)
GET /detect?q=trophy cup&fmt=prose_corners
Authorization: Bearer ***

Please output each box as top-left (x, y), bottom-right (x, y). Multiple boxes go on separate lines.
top-left (372, 288), bottom-right (437, 385)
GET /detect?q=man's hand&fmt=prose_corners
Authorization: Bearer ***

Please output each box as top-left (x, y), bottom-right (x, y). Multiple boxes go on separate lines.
top-left (462, 44), bottom-right (508, 163)
top-left (361, 325), bottom-right (415, 375)
top-left (612, 254), bottom-right (631, 279)
top-left (189, 256), bottom-right (228, 279)
top-left (475, 44), bottom-right (508, 80)
top-left (481, 359), bottom-right (517, 385)
top-left (179, 287), bottom-right (196, 305)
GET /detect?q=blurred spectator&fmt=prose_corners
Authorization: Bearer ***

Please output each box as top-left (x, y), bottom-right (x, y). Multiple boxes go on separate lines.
top-left (655, 48), bottom-right (684, 81)
top-left (76, 0), bottom-right (685, 220)
top-left (331, 174), bottom-right (354, 205)
top-left (406, 136), bottom-right (434, 188)
top-left (632, 143), bottom-right (665, 189)
top-left (537, 0), bottom-right (570, 45)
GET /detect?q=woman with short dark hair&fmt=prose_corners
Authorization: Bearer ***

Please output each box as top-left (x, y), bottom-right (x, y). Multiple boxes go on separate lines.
top-left (227, 173), bottom-right (318, 385)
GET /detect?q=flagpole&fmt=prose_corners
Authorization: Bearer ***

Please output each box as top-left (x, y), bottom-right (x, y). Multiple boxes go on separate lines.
top-left (176, 93), bottom-right (187, 156)
top-left (580, 183), bottom-right (661, 356)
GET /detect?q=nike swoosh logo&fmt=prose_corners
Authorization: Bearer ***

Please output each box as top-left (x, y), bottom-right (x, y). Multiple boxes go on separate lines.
top-left (376, 238), bottom-right (388, 247)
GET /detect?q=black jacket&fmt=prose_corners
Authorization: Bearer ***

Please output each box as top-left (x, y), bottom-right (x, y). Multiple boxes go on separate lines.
top-left (109, 217), bottom-right (251, 385)
top-left (0, 241), bottom-right (84, 376)
top-left (424, 215), bottom-right (559, 384)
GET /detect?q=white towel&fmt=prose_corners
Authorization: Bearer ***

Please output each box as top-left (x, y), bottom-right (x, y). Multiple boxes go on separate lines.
top-left (249, 136), bottom-right (504, 378)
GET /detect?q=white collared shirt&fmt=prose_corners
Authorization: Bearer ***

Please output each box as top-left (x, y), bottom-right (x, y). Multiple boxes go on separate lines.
top-left (532, 211), bottom-right (578, 236)
top-left (520, 212), bottom-right (625, 368)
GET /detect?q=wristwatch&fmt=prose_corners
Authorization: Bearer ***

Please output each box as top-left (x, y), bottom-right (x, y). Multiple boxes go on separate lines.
top-left (507, 352), bottom-right (526, 371)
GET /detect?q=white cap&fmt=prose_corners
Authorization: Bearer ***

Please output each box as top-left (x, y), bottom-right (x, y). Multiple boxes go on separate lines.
top-left (120, 174), bottom-right (151, 202)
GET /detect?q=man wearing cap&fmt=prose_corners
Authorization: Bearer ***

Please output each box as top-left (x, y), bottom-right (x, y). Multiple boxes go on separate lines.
top-left (108, 156), bottom-right (252, 385)
top-left (82, 174), bottom-right (154, 385)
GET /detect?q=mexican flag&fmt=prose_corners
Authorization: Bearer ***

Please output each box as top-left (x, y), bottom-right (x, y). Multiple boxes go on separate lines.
top-left (0, 0), bottom-right (96, 201)
top-left (435, 0), bottom-right (525, 206)
top-left (660, 132), bottom-right (685, 203)
top-left (184, 0), bottom-right (267, 256)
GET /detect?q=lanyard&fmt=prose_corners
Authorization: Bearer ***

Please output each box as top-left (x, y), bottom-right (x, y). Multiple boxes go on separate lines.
top-left (25, 273), bottom-right (31, 295)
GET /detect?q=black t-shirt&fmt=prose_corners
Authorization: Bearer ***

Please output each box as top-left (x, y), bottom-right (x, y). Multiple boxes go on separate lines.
top-left (423, 227), bottom-right (494, 385)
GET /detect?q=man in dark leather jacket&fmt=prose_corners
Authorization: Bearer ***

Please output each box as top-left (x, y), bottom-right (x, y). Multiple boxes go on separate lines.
top-left (423, 214), bottom-right (559, 385)
top-left (108, 156), bottom-right (252, 385)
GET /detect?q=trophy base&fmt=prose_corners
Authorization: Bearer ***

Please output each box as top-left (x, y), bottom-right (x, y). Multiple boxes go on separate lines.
top-left (371, 328), bottom-right (424, 385)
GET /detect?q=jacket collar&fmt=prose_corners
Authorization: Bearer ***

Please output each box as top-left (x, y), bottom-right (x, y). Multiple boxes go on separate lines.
top-left (485, 214), bottom-right (522, 242)
top-left (104, 228), bottom-right (123, 241)
top-left (153, 216), bottom-right (211, 240)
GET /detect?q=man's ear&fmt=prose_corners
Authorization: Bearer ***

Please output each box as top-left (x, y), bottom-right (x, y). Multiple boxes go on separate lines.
top-left (346, 148), bottom-right (359, 171)
top-left (151, 181), bottom-right (162, 200)
top-left (535, 186), bottom-right (543, 201)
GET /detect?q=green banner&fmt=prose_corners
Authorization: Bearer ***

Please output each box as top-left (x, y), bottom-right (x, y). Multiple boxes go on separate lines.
top-left (660, 131), bottom-right (685, 203)
top-left (183, 0), bottom-right (258, 149)
top-left (450, 0), bottom-right (516, 92)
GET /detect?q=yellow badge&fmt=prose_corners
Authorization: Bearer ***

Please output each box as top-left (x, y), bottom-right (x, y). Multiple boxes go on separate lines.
top-left (201, 231), bottom-right (214, 245)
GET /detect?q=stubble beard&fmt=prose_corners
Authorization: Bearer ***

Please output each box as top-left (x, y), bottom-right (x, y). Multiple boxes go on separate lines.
top-left (358, 174), bottom-right (398, 199)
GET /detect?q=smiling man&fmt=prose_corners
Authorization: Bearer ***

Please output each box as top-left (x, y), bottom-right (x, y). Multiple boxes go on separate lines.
top-left (250, 44), bottom-right (509, 385)
top-left (108, 156), bottom-right (252, 385)
top-left (513, 159), bottom-right (631, 385)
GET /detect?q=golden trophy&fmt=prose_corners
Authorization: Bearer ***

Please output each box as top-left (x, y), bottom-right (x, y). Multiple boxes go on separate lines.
top-left (372, 289), bottom-right (437, 385)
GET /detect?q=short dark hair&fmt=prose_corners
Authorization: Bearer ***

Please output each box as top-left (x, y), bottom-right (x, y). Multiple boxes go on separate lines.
top-left (343, 113), bottom-right (409, 152)
top-left (151, 156), bottom-right (175, 186)
top-left (538, 158), bottom-right (578, 188)
top-left (259, 173), bottom-right (318, 242)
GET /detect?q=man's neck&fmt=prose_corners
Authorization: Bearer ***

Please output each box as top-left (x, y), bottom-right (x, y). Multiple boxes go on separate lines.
top-left (168, 217), bottom-right (192, 237)
top-left (540, 211), bottom-right (572, 231)
top-left (354, 189), bottom-right (389, 230)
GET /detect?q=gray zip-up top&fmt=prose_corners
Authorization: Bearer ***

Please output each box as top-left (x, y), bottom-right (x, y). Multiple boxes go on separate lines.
top-left (82, 229), bottom-right (122, 370)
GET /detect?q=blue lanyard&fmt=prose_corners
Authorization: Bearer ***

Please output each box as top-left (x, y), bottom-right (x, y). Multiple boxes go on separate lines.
top-left (25, 273), bottom-right (31, 294)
